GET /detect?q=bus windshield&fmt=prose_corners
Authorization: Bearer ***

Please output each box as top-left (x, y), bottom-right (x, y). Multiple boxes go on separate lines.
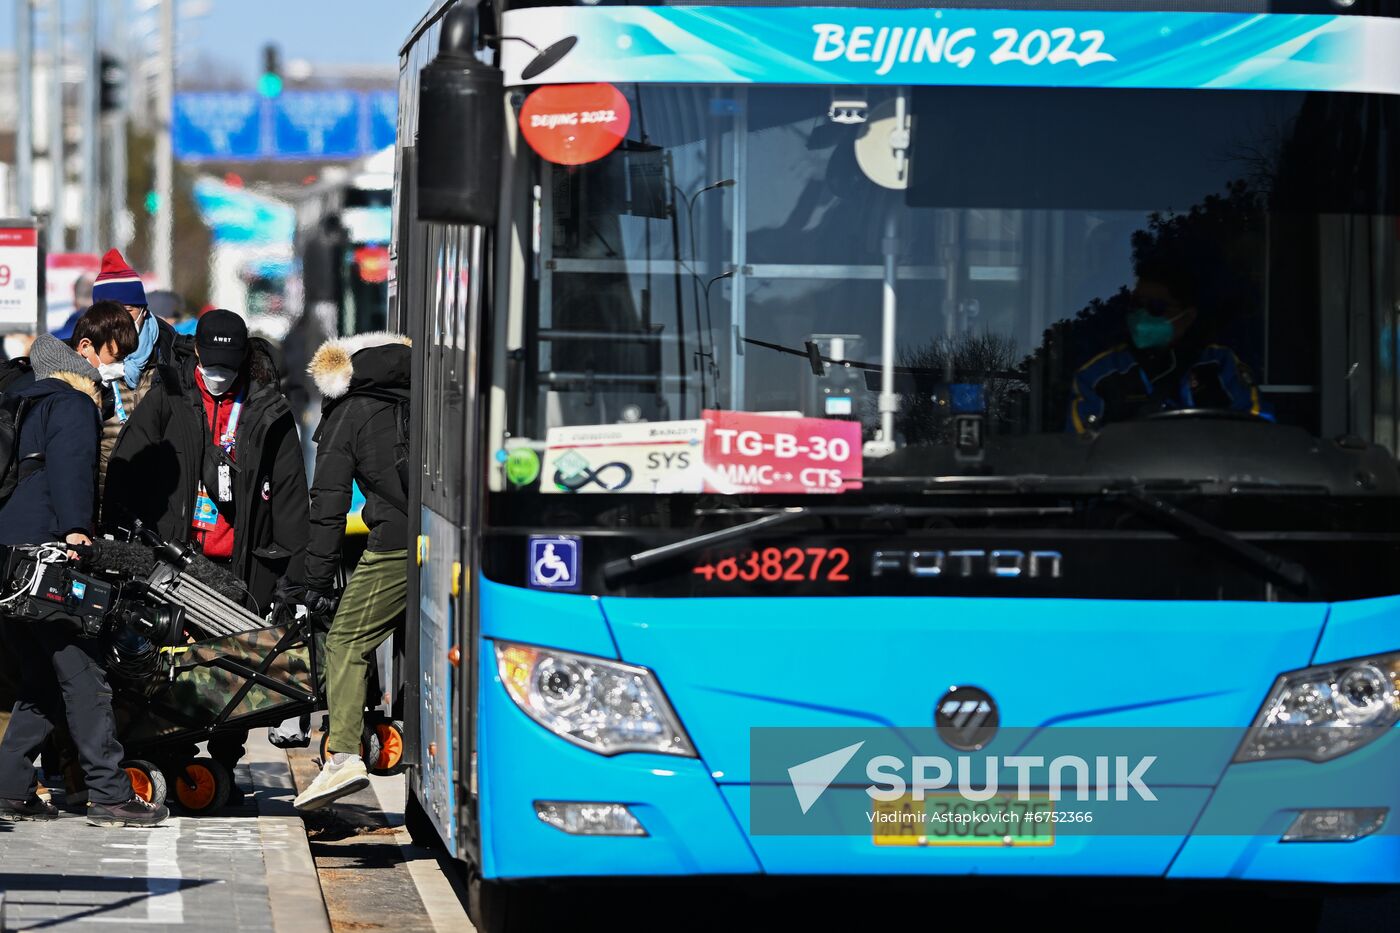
top-left (491, 83), bottom-right (1400, 498)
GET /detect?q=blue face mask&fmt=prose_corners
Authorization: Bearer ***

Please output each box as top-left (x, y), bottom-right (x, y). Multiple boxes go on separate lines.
top-left (1127, 308), bottom-right (1178, 350)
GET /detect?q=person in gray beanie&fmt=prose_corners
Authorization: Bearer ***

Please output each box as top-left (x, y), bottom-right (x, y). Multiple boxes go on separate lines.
top-left (0, 333), bottom-right (169, 828)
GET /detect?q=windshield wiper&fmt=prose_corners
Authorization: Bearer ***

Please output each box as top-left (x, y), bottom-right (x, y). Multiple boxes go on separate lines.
top-left (600, 502), bottom-right (1075, 584)
top-left (602, 508), bottom-right (809, 583)
top-left (1116, 486), bottom-right (1310, 592)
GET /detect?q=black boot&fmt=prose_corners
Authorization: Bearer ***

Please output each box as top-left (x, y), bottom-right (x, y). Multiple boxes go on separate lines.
top-left (87, 795), bottom-right (170, 828)
top-left (0, 794), bottom-right (60, 821)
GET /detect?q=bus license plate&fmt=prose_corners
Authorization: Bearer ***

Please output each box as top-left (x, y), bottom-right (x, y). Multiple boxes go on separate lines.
top-left (872, 794), bottom-right (1055, 847)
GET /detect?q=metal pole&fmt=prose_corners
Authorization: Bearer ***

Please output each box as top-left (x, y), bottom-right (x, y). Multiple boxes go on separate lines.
top-left (16, 0), bottom-right (34, 215)
top-left (79, 0), bottom-right (98, 253)
top-left (153, 0), bottom-right (174, 286)
top-left (108, 0), bottom-right (128, 249)
top-left (109, 104), bottom-right (129, 250)
top-left (48, 0), bottom-right (65, 253)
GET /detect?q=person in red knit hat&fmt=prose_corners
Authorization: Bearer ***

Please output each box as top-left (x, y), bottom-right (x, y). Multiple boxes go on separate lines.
top-left (91, 249), bottom-right (185, 528)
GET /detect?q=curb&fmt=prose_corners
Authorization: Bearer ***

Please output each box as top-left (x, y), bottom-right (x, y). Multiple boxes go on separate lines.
top-left (366, 771), bottom-right (476, 933)
top-left (246, 732), bottom-right (334, 933)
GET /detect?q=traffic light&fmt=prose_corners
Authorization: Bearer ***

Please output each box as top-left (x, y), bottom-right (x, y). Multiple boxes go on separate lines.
top-left (99, 53), bottom-right (125, 113)
top-left (258, 43), bottom-right (283, 99)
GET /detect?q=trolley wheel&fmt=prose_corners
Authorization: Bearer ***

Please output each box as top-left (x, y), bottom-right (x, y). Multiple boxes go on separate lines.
top-left (319, 727), bottom-right (383, 770)
top-left (121, 760), bottom-right (168, 807)
top-left (172, 758), bottom-right (230, 815)
top-left (368, 720), bottom-right (407, 776)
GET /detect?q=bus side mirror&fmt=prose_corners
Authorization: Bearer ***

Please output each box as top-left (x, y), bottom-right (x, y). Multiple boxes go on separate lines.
top-left (416, 4), bottom-right (503, 227)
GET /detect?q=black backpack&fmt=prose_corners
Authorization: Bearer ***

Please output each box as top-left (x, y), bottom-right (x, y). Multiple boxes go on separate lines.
top-left (0, 356), bottom-right (32, 394)
top-left (0, 386), bottom-right (42, 509)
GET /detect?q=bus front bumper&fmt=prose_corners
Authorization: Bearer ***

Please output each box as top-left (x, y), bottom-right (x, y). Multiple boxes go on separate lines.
top-left (477, 647), bottom-right (1400, 884)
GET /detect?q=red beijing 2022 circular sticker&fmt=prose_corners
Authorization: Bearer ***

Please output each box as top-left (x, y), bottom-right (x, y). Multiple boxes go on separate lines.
top-left (520, 83), bottom-right (631, 166)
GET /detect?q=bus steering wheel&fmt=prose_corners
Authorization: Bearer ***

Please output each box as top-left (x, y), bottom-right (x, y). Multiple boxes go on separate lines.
top-left (1144, 407), bottom-right (1268, 423)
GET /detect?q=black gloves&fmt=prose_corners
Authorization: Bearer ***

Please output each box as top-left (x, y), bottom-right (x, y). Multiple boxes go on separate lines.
top-left (305, 588), bottom-right (340, 628)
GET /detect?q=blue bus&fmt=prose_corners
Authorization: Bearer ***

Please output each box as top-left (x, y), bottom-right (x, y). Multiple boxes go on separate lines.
top-left (394, 1), bottom-right (1400, 927)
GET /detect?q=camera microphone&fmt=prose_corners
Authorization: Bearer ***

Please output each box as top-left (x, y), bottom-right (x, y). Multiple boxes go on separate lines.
top-left (83, 539), bottom-right (157, 579)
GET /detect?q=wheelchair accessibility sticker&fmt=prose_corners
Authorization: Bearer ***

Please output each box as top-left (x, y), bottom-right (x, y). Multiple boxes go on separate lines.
top-left (528, 535), bottom-right (581, 591)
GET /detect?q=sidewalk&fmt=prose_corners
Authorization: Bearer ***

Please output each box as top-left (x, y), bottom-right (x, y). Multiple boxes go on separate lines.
top-left (0, 733), bottom-right (330, 933)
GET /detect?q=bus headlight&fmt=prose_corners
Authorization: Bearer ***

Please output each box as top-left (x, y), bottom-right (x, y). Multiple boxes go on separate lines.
top-left (495, 641), bottom-right (696, 757)
top-left (1234, 652), bottom-right (1400, 763)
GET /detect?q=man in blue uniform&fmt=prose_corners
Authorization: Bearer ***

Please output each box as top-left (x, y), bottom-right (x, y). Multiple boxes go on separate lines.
top-left (1068, 275), bottom-right (1266, 434)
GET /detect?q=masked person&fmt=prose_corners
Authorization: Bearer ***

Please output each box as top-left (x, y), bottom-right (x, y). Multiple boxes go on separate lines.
top-left (0, 304), bottom-right (138, 806)
top-left (0, 336), bottom-right (168, 827)
top-left (27, 303), bottom-right (143, 809)
top-left (70, 302), bottom-right (142, 497)
top-left (1067, 274), bottom-right (1266, 434)
top-left (294, 334), bottom-right (410, 811)
top-left (88, 251), bottom-right (184, 524)
top-left (106, 310), bottom-right (310, 800)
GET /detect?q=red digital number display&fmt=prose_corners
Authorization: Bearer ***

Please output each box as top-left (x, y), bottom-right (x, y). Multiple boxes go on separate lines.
top-left (692, 547), bottom-right (851, 584)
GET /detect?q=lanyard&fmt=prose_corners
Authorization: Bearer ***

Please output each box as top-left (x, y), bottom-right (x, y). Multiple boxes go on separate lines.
top-left (215, 394), bottom-right (244, 452)
top-left (112, 383), bottom-right (128, 423)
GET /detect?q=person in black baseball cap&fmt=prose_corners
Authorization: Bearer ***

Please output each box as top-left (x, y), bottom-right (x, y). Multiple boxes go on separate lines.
top-left (194, 309), bottom-right (249, 394)
top-left (106, 309), bottom-right (310, 804)
top-left (110, 306), bottom-right (307, 606)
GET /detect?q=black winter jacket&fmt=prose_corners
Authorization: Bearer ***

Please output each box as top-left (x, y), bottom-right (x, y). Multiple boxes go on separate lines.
top-left (0, 375), bottom-right (102, 545)
top-left (304, 334), bottom-right (411, 591)
top-left (104, 339), bottom-right (310, 608)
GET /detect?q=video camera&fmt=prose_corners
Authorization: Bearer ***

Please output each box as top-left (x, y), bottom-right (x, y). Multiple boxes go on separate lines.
top-left (0, 525), bottom-right (273, 687)
top-left (0, 545), bottom-right (173, 638)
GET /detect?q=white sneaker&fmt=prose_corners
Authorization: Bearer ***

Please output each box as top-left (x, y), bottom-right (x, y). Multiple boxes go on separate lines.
top-left (293, 756), bottom-right (370, 811)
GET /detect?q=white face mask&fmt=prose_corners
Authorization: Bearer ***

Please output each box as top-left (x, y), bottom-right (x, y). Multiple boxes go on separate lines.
top-left (199, 364), bottom-right (239, 396)
top-left (98, 361), bottom-right (125, 383)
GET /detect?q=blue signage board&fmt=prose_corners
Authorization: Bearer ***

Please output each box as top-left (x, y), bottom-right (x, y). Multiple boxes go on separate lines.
top-left (274, 91), bottom-right (363, 159)
top-left (174, 91), bottom-right (398, 161)
top-left (174, 93), bottom-right (263, 160)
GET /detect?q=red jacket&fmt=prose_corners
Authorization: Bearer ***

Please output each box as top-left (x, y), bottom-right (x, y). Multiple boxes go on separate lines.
top-left (190, 367), bottom-right (242, 560)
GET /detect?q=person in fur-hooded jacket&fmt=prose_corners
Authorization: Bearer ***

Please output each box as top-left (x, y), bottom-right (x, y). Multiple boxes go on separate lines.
top-left (104, 310), bottom-right (310, 610)
top-left (294, 331), bottom-right (411, 812)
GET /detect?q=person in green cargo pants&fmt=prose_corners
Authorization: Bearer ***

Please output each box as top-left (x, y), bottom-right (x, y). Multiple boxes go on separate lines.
top-left (293, 333), bottom-right (412, 812)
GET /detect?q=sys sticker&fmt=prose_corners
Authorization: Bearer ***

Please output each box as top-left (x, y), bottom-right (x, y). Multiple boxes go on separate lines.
top-left (528, 536), bottom-right (581, 591)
